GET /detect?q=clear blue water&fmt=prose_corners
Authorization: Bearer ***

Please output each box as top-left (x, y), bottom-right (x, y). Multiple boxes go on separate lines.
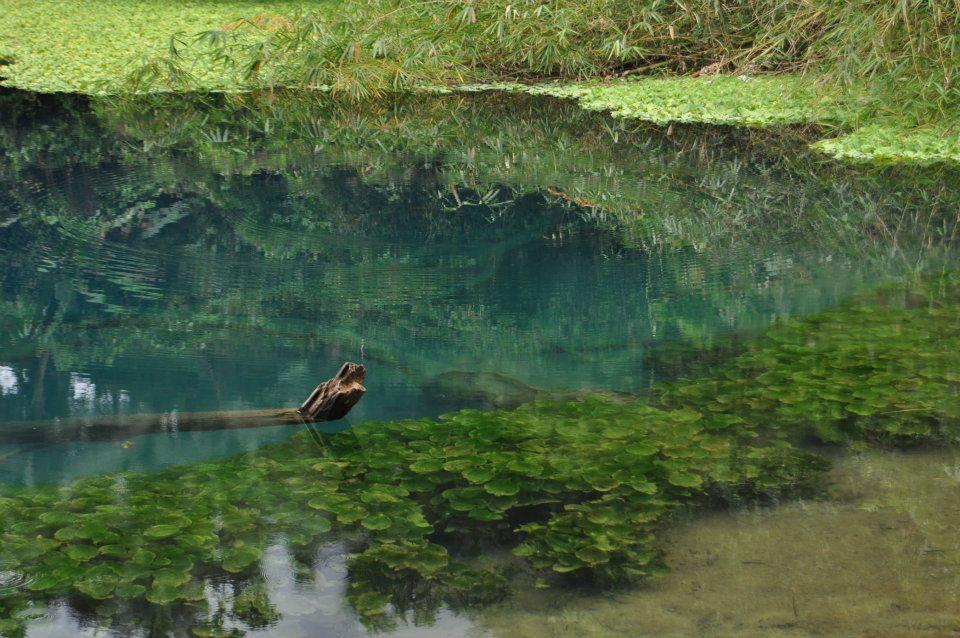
top-left (0, 89), bottom-right (958, 637)
top-left (1, 90), bottom-right (953, 486)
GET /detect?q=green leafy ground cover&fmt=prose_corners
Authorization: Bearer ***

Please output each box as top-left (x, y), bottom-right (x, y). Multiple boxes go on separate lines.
top-left (516, 76), bottom-right (833, 127)
top-left (503, 77), bottom-right (960, 166)
top-left (1, 271), bottom-right (958, 635)
top-left (0, 0), bottom-right (328, 93)
top-left (811, 122), bottom-right (960, 165)
top-left (3, 1), bottom-right (958, 164)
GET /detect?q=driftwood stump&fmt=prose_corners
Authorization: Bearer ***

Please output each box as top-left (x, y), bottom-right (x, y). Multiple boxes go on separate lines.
top-left (1, 362), bottom-right (368, 446)
top-left (299, 362), bottom-right (367, 421)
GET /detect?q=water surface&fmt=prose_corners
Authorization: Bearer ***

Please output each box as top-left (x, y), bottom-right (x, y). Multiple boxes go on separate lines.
top-left (0, 88), bottom-right (958, 637)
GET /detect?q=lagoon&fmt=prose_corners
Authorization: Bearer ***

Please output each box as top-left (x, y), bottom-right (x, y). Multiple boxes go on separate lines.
top-left (0, 88), bottom-right (958, 637)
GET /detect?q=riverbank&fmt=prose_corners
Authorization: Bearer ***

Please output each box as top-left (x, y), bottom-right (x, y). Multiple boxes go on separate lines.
top-left (1, 0), bottom-right (957, 165)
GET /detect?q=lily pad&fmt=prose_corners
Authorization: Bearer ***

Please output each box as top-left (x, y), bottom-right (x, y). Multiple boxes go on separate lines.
top-left (64, 544), bottom-right (99, 562)
top-left (361, 514), bottom-right (393, 531)
top-left (221, 543), bottom-right (262, 573)
top-left (143, 524), bottom-right (182, 539)
top-left (483, 479), bottom-right (520, 497)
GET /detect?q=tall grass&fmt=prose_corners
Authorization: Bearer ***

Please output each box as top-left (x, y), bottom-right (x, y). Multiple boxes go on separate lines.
top-left (814, 0), bottom-right (960, 121)
top-left (135, 0), bottom-right (959, 123)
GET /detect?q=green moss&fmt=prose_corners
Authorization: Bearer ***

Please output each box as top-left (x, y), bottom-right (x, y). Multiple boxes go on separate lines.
top-left (0, 273), bottom-right (959, 635)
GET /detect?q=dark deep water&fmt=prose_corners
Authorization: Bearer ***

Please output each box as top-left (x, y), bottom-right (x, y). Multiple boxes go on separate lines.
top-left (0, 88), bottom-right (958, 637)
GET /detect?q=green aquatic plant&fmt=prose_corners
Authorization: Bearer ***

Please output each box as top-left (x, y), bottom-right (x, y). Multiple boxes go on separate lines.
top-left (520, 76), bottom-right (838, 128)
top-left (654, 281), bottom-right (960, 445)
top-left (812, 122), bottom-right (960, 166)
top-left (504, 77), bottom-right (959, 165)
top-left (0, 0), bottom-right (330, 94)
top-left (2, 272), bottom-right (960, 635)
top-left (0, 399), bottom-right (822, 636)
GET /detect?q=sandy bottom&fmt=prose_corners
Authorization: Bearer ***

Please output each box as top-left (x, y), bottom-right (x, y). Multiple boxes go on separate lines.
top-left (475, 448), bottom-right (960, 638)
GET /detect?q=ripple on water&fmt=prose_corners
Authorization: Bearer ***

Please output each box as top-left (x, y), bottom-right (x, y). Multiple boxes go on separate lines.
top-left (0, 566), bottom-right (33, 595)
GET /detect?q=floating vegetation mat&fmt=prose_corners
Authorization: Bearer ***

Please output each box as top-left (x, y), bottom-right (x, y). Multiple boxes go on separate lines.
top-left (1, 273), bottom-right (959, 636)
top-left (0, 0), bottom-right (328, 94)
top-left (499, 77), bottom-right (960, 166)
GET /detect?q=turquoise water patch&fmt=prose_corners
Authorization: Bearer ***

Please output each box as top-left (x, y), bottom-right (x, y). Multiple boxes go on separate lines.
top-left (0, 88), bottom-right (958, 636)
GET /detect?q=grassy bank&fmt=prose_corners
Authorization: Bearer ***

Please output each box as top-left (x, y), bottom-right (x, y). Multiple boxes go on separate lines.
top-left (0, 0), bottom-right (958, 165)
top-left (0, 0), bottom-right (329, 93)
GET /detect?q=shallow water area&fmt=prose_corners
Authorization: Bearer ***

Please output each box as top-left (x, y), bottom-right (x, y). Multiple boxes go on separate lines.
top-left (0, 88), bottom-right (958, 637)
top-left (478, 448), bottom-right (960, 638)
top-left (1, 89), bottom-right (956, 484)
top-left (12, 449), bottom-right (959, 638)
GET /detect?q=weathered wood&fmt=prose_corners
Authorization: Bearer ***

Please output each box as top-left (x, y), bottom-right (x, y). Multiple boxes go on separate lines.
top-left (0, 362), bottom-right (367, 446)
top-left (299, 362), bottom-right (366, 421)
top-left (0, 408), bottom-right (307, 445)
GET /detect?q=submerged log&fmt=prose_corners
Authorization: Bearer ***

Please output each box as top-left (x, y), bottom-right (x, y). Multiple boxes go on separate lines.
top-left (0, 363), bottom-right (367, 446)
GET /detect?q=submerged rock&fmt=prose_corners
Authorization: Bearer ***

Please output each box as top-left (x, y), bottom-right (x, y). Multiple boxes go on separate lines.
top-left (423, 369), bottom-right (633, 410)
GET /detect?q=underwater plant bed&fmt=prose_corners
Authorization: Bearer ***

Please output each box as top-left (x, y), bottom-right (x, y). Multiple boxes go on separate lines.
top-left (1, 272), bottom-right (958, 635)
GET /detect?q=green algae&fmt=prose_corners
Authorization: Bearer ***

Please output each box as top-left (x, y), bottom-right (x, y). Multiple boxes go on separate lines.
top-left (1, 272), bottom-right (959, 635)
